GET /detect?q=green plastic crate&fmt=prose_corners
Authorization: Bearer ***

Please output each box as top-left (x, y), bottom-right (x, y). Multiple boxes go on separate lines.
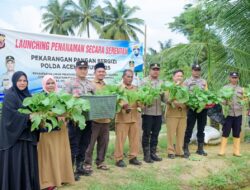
top-left (81, 95), bottom-right (117, 120)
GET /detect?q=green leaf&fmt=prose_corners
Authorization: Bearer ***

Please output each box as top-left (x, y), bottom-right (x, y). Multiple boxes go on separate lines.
top-left (52, 103), bottom-right (66, 115)
top-left (31, 115), bottom-right (42, 131)
top-left (18, 108), bottom-right (32, 114)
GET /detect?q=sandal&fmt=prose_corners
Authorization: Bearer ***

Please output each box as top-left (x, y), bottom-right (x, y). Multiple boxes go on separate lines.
top-left (84, 164), bottom-right (93, 172)
top-left (97, 164), bottom-right (109, 170)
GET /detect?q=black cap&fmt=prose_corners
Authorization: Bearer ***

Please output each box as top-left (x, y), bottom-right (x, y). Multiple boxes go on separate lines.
top-left (150, 63), bottom-right (160, 69)
top-left (192, 64), bottom-right (201, 71)
top-left (6, 55), bottom-right (15, 62)
top-left (94, 62), bottom-right (105, 70)
top-left (230, 72), bottom-right (239, 77)
top-left (76, 60), bottom-right (88, 68)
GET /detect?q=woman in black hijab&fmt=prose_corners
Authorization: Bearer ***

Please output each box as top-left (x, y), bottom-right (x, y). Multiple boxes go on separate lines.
top-left (0, 71), bottom-right (40, 190)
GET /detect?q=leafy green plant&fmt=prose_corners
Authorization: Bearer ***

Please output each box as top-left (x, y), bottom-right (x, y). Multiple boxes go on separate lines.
top-left (19, 92), bottom-right (90, 132)
top-left (161, 81), bottom-right (189, 107)
top-left (187, 87), bottom-right (221, 113)
top-left (218, 86), bottom-right (235, 117)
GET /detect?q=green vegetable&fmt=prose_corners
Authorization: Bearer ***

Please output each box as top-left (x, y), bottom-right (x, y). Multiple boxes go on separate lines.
top-left (19, 92), bottom-right (90, 132)
top-left (217, 86), bottom-right (234, 117)
top-left (187, 87), bottom-right (221, 113)
top-left (240, 85), bottom-right (250, 109)
top-left (137, 84), bottom-right (162, 106)
top-left (161, 82), bottom-right (189, 107)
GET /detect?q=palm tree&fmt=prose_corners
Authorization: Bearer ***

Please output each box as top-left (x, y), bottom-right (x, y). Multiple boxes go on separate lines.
top-left (67, 0), bottom-right (104, 38)
top-left (100, 0), bottom-right (144, 41)
top-left (161, 0), bottom-right (250, 90)
top-left (41, 0), bottom-right (75, 35)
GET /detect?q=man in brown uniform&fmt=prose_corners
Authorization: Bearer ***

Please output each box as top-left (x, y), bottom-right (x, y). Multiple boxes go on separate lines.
top-left (84, 62), bottom-right (110, 171)
top-left (165, 69), bottom-right (187, 159)
top-left (114, 69), bottom-right (142, 167)
top-left (218, 72), bottom-right (243, 157)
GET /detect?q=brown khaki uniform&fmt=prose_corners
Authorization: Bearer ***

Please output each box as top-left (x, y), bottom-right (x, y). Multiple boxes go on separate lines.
top-left (165, 89), bottom-right (187, 155)
top-left (114, 84), bottom-right (140, 161)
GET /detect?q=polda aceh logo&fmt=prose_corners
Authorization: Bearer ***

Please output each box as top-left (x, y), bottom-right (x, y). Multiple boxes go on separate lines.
top-left (0, 33), bottom-right (6, 49)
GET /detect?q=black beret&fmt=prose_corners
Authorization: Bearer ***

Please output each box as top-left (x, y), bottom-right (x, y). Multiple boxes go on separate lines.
top-left (94, 62), bottom-right (105, 70)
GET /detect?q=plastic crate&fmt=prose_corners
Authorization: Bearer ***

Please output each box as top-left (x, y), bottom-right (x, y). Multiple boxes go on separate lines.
top-left (81, 95), bottom-right (117, 120)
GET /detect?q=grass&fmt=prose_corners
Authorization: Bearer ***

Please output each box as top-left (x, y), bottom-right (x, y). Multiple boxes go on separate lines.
top-left (59, 127), bottom-right (250, 190)
top-left (192, 154), bottom-right (250, 190)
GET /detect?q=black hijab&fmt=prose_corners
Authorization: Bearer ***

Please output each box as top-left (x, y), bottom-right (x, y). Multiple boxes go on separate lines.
top-left (0, 71), bottom-right (33, 150)
top-left (11, 71), bottom-right (31, 101)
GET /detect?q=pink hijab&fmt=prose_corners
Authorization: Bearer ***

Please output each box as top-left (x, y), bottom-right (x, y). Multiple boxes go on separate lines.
top-left (42, 75), bottom-right (58, 93)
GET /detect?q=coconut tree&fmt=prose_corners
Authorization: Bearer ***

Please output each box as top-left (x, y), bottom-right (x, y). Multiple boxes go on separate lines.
top-left (100, 0), bottom-right (144, 41)
top-left (67, 0), bottom-right (104, 38)
top-left (41, 0), bottom-right (75, 35)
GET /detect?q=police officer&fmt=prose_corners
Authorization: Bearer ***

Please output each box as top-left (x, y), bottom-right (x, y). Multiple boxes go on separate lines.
top-left (183, 63), bottom-right (208, 158)
top-left (64, 60), bottom-right (95, 179)
top-left (141, 63), bottom-right (163, 163)
top-left (0, 56), bottom-right (15, 93)
top-left (218, 72), bottom-right (243, 157)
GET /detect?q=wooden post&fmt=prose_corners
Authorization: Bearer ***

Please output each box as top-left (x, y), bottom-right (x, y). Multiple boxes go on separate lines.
top-left (143, 24), bottom-right (147, 77)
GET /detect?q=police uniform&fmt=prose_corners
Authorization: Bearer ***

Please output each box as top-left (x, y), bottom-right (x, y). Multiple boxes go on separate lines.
top-left (84, 63), bottom-right (110, 169)
top-left (63, 60), bottom-right (95, 176)
top-left (114, 84), bottom-right (141, 166)
top-left (141, 63), bottom-right (163, 162)
top-left (219, 72), bottom-right (243, 157)
top-left (0, 56), bottom-right (15, 93)
top-left (183, 64), bottom-right (208, 157)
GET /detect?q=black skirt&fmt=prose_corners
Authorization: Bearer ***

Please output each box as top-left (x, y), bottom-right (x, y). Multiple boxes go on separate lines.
top-left (0, 140), bottom-right (40, 190)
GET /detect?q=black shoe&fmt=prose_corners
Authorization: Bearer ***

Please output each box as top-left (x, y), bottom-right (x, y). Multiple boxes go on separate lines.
top-left (150, 147), bottom-right (162, 161)
top-left (144, 156), bottom-right (154, 163)
top-left (74, 173), bottom-right (80, 181)
top-left (129, 157), bottom-right (142, 165)
top-left (168, 154), bottom-right (175, 159)
top-left (183, 143), bottom-right (190, 158)
top-left (196, 143), bottom-right (208, 156)
top-left (116, 160), bottom-right (127, 167)
top-left (143, 147), bottom-right (154, 163)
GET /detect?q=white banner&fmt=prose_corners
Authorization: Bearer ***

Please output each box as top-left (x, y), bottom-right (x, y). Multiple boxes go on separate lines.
top-left (0, 29), bottom-right (144, 102)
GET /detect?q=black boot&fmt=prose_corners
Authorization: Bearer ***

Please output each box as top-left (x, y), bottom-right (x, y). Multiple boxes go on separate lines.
top-left (150, 147), bottom-right (162, 161)
top-left (183, 143), bottom-right (190, 158)
top-left (196, 143), bottom-right (207, 156)
top-left (143, 146), bottom-right (154, 163)
top-left (71, 156), bottom-right (80, 181)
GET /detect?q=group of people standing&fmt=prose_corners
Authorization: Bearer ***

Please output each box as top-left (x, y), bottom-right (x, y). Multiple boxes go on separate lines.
top-left (0, 60), bottom-right (244, 190)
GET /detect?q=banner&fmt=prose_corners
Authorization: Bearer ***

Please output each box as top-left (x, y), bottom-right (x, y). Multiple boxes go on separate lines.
top-left (0, 28), bottom-right (144, 102)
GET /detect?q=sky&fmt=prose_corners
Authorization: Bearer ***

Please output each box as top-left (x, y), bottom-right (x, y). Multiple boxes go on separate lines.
top-left (0, 0), bottom-right (192, 51)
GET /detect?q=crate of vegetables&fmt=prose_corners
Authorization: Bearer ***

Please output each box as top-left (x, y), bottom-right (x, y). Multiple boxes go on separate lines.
top-left (81, 95), bottom-right (117, 120)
